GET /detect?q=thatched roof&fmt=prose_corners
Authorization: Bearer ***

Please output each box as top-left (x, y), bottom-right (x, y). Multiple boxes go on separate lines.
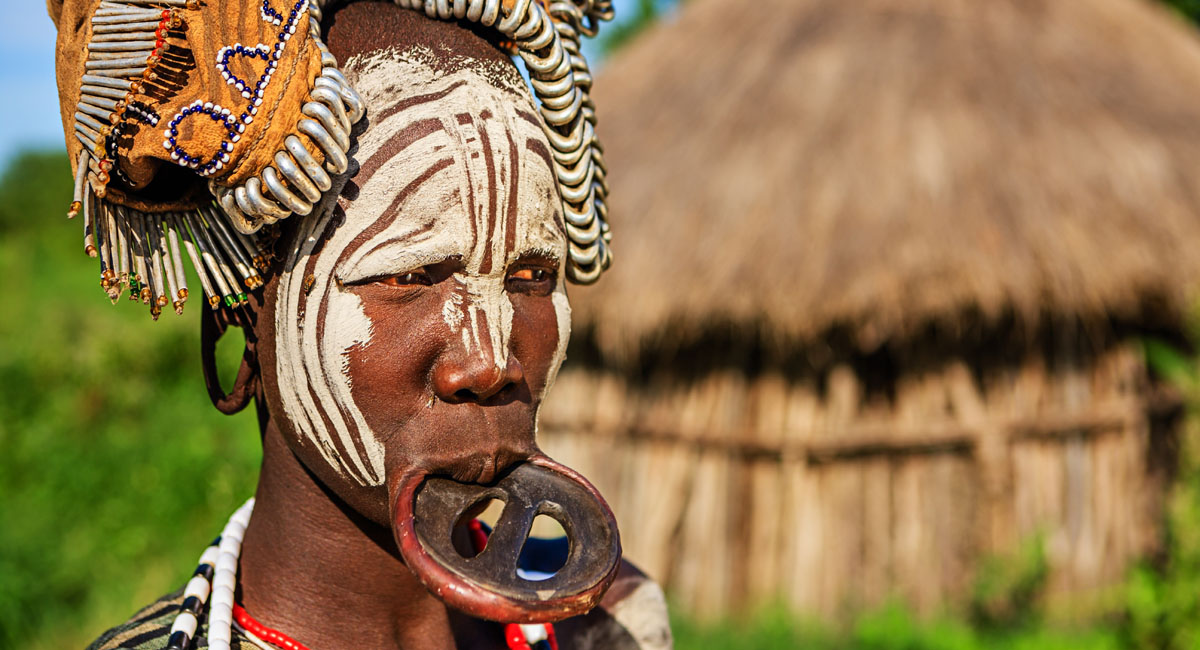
top-left (573, 0), bottom-right (1200, 360)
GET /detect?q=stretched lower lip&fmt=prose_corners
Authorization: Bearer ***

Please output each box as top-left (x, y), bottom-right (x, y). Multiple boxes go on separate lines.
top-left (389, 456), bottom-right (622, 623)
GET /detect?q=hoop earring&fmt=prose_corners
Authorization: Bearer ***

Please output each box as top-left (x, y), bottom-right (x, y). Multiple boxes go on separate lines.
top-left (200, 305), bottom-right (259, 415)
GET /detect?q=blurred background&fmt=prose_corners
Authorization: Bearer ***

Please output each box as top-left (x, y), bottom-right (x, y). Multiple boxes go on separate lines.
top-left (7, 0), bottom-right (1200, 648)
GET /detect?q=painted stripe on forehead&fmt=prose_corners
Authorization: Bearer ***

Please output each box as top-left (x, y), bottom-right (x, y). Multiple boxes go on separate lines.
top-left (473, 109), bottom-right (500, 274)
top-left (454, 113), bottom-right (481, 254)
top-left (356, 117), bottom-right (449, 190)
top-left (524, 138), bottom-right (566, 238)
top-left (336, 156), bottom-right (456, 271)
top-left (357, 216), bottom-right (438, 261)
top-left (515, 108), bottom-right (540, 129)
top-left (374, 79), bottom-right (468, 125)
top-left (524, 138), bottom-right (553, 173)
top-left (503, 126), bottom-right (520, 261)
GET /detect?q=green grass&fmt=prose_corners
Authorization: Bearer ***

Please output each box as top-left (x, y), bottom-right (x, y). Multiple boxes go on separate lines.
top-left (670, 605), bottom-right (1122, 650)
top-left (0, 150), bottom-right (261, 648)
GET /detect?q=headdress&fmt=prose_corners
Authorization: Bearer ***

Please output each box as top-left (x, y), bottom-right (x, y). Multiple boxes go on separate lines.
top-left (51, 0), bottom-right (613, 319)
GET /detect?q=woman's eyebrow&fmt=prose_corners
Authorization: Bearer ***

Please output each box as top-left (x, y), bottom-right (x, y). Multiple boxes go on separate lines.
top-left (356, 217), bottom-right (440, 260)
top-left (512, 248), bottom-right (561, 265)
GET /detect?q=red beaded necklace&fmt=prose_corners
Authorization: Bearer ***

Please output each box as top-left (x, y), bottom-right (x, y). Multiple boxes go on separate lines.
top-left (233, 602), bottom-right (311, 650)
top-left (229, 519), bottom-right (558, 650)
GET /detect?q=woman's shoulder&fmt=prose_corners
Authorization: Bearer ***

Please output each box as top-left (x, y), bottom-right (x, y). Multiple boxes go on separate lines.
top-left (85, 588), bottom-right (257, 650)
top-left (555, 559), bottom-right (673, 650)
top-left (86, 589), bottom-right (185, 650)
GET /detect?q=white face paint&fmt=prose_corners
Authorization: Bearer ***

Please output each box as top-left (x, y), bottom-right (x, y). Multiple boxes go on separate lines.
top-left (273, 48), bottom-right (571, 487)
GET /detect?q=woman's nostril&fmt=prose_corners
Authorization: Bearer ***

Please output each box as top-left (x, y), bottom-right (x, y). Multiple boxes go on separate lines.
top-left (434, 357), bottom-right (522, 403)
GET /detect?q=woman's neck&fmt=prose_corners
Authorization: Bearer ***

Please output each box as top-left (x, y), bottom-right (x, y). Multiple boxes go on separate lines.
top-left (238, 420), bottom-right (492, 649)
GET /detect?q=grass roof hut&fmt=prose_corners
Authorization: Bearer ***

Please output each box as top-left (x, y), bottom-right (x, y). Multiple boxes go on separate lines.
top-left (538, 0), bottom-right (1200, 621)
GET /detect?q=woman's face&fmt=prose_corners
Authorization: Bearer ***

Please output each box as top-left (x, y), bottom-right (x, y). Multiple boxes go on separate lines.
top-left (258, 51), bottom-right (571, 524)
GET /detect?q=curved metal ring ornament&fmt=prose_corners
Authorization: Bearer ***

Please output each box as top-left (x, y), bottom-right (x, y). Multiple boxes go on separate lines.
top-left (371, 0), bottom-right (614, 284)
top-left (66, 0), bottom-right (612, 319)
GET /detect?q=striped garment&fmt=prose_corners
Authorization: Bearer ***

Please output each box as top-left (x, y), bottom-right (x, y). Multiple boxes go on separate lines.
top-left (86, 588), bottom-right (258, 650)
top-left (85, 586), bottom-right (664, 649)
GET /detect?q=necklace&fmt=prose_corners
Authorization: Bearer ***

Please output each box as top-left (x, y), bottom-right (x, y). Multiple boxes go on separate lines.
top-left (167, 500), bottom-right (558, 650)
top-left (167, 497), bottom-right (254, 650)
top-left (234, 602), bottom-right (311, 650)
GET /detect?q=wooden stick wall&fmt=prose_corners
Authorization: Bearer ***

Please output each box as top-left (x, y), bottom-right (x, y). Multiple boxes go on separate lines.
top-left (538, 342), bottom-right (1166, 619)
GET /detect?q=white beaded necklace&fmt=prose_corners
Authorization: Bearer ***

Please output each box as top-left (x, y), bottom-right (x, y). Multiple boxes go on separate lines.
top-left (167, 498), bottom-right (255, 650)
top-left (164, 496), bottom-right (556, 650)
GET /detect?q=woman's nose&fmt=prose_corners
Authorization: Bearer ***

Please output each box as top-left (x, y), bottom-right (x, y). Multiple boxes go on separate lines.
top-left (432, 352), bottom-right (525, 403)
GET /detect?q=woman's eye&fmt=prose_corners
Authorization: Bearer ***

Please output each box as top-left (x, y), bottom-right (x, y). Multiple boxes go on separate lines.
top-left (509, 268), bottom-right (549, 282)
top-left (506, 266), bottom-right (555, 295)
top-left (377, 270), bottom-right (432, 287)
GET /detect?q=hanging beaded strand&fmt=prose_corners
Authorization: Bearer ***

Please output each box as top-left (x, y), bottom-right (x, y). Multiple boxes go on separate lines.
top-left (167, 498), bottom-right (255, 650)
top-left (66, 0), bottom-right (613, 320)
top-left (165, 539), bottom-right (219, 650)
top-left (71, 0), bottom-right (271, 320)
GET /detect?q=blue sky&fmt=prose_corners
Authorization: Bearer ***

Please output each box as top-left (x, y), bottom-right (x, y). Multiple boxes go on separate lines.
top-left (0, 4), bottom-right (62, 165)
top-left (0, 0), bottom-right (645, 167)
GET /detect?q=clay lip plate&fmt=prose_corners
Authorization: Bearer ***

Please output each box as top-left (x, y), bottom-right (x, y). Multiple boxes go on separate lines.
top-left (392, 455), bottom-right (622, 623)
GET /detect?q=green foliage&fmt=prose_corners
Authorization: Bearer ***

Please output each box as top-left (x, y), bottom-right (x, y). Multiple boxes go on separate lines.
top-left (1161, 0), bottom-right (1200, 24)
top-left (670, 603), bottom-right (1120, 650)
top-left (600, 0), bottom-right (667, 55)
top-left (1117, 339), bottom-right (1200, 649)
top-left (969, 535), bottom-right (1049, 630)
top-left (0, 150), bottom-right (261, 649)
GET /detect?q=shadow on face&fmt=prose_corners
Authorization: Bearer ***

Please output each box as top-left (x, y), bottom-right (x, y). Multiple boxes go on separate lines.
top-left (252, 4), bottom-right (573, 527)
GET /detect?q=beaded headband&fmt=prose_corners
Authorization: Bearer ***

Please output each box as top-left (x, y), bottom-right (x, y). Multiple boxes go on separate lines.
top-left (57, 0), bottom-right (613, 318)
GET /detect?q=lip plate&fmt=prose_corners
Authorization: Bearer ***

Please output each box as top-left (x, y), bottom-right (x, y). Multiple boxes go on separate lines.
top-left (393, 455), bottom-right (622, 623)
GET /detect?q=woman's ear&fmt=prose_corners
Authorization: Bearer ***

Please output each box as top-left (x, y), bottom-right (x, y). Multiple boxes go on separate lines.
top-left (200, 302), bottom-right (261, 415)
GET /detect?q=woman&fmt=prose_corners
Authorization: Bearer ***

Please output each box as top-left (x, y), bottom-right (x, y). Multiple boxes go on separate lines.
top-left (48, 0), bottom-right (669, 647)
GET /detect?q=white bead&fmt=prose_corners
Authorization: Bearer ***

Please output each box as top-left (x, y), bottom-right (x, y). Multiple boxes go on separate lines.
top-left (199, 546), bottom-right (219, 567)
top-left (210, 616), bottom-right (233, 639)
top-left (184, 575), bottom-right (211, 602)
top-left (213, 569), bottom-right (236, 593)
top-left (219, 537), bottom-right (240, 557)
top-left (170, 611), bottom-right (198, 637)
top-left (209, 642), bottom-right (231, 650)
top-left (520, 624), bottom-right (548, 643)
top-left (213, 583), bottom-right (236, 606)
